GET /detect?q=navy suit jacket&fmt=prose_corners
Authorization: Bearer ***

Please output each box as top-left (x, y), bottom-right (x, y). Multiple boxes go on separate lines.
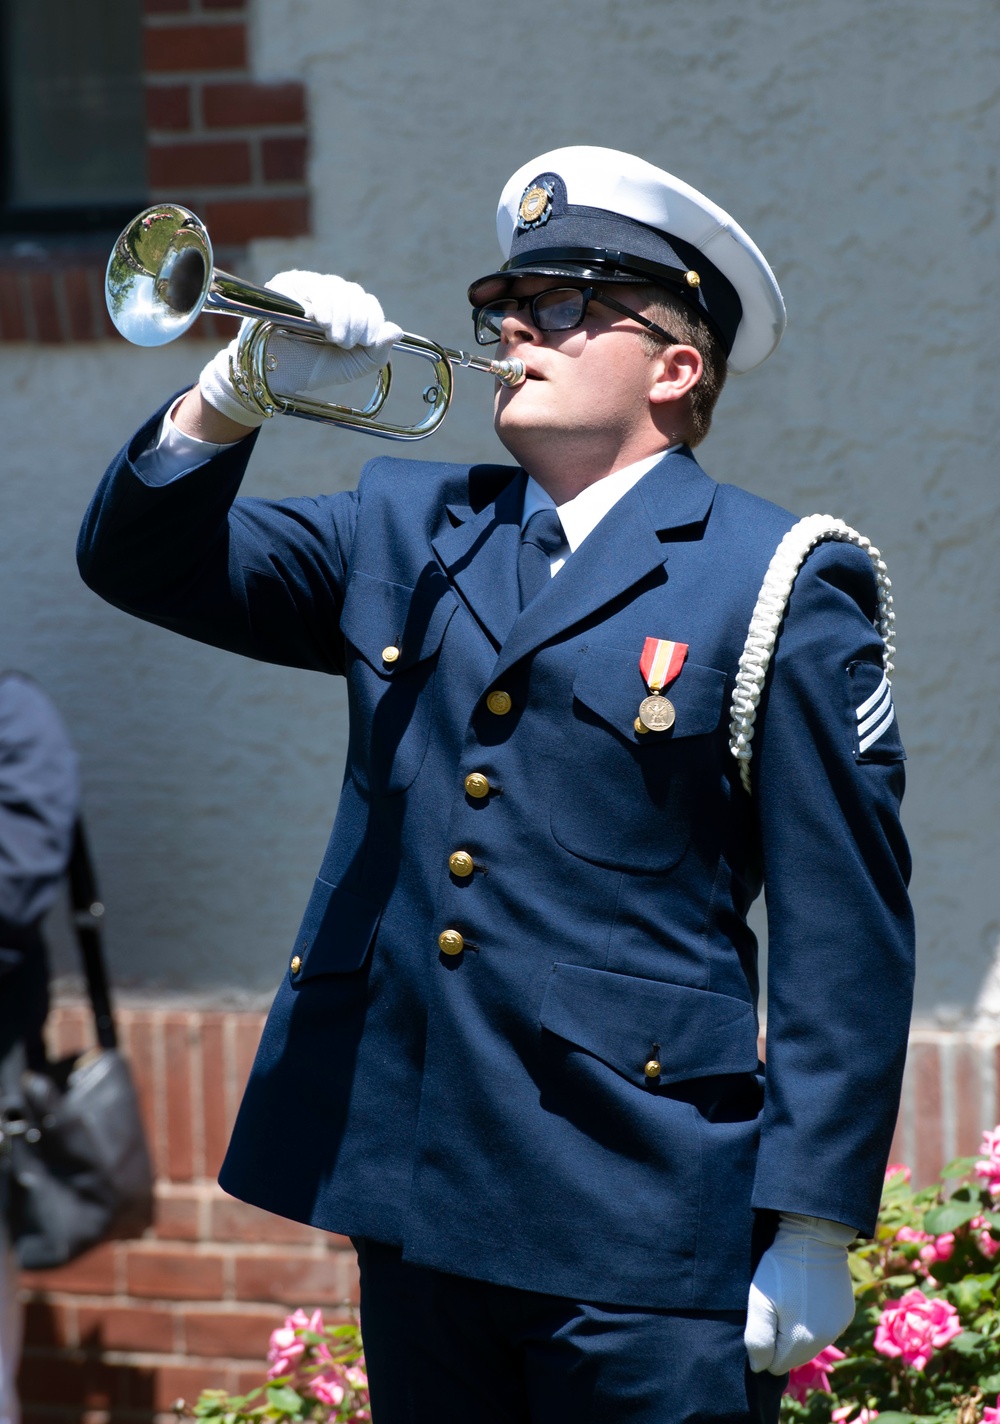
top-left (78, 404), bottom-right (914, 1310)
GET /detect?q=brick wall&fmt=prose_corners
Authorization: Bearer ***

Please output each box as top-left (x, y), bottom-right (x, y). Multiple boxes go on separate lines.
top-left (20, 1005), bottom-right (356, 1424)
top-left (0, 0), bottom-right (309, 344)
top-left (19, 1007), bottom-right (1000, 1424)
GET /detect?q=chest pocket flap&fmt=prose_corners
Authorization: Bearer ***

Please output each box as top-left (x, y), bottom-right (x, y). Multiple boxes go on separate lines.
top-left (341, 568), bottom-right (458, 674)
top-left (539, 963), bottom-right (759, 1086)
top-left (573, 646), bottom-right (727, 741)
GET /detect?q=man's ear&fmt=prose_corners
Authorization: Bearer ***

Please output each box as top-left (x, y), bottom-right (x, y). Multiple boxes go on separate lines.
top-left (649, 344), bottom-right (702, 406)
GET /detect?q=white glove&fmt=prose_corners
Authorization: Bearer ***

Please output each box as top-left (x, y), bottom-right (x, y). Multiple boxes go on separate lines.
top-left (745, 1213), bottom-right (857, 1375)
top-left (198, 271), bottom-right (403, 427)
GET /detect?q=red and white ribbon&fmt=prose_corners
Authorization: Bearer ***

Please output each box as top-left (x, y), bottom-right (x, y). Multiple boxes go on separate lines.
top-left (639, 637), bottom-right (688, 693)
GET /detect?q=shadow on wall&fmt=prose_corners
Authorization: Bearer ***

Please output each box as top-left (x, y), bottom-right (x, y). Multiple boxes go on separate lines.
top-left (20, 1299), bottom-right (157, 1424)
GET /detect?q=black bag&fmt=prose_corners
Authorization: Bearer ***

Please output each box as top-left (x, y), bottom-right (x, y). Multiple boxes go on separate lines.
top-left (0, 821), bottom-right (154, 1269)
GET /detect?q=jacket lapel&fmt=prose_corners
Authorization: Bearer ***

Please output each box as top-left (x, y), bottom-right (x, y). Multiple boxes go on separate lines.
top-left (490, 447), bottom-right (717, 682)
top-left (431, 468), bottom-right (525, 648)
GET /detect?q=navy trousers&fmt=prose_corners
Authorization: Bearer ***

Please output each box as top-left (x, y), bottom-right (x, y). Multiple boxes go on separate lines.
top-left (355, 1240), bottom-right (786, 1424)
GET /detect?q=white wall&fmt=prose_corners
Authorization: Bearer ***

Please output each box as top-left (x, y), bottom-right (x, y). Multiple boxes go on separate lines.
top-left (2, 0), bottom-right (997, 1017)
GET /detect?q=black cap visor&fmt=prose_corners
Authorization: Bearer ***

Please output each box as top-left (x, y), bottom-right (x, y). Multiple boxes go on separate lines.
top-left (468, 246), bottom-right (740, 354)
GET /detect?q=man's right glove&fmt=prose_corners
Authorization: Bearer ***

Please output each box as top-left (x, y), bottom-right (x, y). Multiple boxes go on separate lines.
top-left (199, 271), bottom-right (403, 428)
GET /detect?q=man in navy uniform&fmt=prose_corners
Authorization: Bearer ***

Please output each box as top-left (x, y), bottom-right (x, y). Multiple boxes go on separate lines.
top-left (78, 147), bottom-right (914, 1423)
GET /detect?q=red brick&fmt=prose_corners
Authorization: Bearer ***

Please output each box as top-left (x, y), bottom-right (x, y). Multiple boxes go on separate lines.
top-left (154, 1366), bottom-right (228, 1413)
top-left (202, 196), bottom-right (309, 244)
top-left (0, 271), bottom-right (28, 340)
top-left (887, 1106), bottom-right (906, 1169)
top-left (233, 1016), bottom-right (264, 1099)
top-left (122, 1013), bottom-right (163, 1175)
top-left (77, 1304), bottom-right (176, 1354)
top-left (181, 1307), bottom-right (277, 1359)
top-left (913, 1041), bottom-right (944, 1187)
top-left (201, 1014), bottom-right (230, 1179)
top-left (211, 1195), bottom-right (317, 1246)
top-left (149, 138), bottom-right (252, 188)
top-left (954, 1042), bottom-right (983, 1156)
top-left (144, 24), bottom-right (246, 73)
top-left (146, 83), bottom-right (193, 130)
top-left (126, 1245), bottom-right (226, 1300)
top-left (261, 136), bottom-right (307, 184)
top-left (164, 1016), bottom-right (197, 1182)
top-left (62, 267), bottom-right (99, 341)
top-left (22, 1301), bottom-right (74, 1350)
top-left (46, 1004), bottom-right (93, 1060)
top-left (28, 271), bottom-right (61, 342)
top-left (155, 1189), bottom-right (202, 1241)
top-left (20, 1241), bottom-right (118, 1296)
top-left (202, 81), bottom-right (305, 128)
top-left (233, 1250), bottom-right (356, 1306)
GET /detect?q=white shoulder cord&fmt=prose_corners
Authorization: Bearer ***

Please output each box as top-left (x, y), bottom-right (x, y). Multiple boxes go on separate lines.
top-left (728, 514), bottom-right (895, 795)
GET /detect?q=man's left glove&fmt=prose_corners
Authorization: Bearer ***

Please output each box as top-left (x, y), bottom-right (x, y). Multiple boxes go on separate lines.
top-left (198, 270), bottom-right (403, 426)
top-left (744, 1212), bottom-right (857, 1375)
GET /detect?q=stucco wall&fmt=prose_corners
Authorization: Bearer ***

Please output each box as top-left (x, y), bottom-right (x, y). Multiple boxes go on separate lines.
top-left (1, 0), bottom-right (996, 1017)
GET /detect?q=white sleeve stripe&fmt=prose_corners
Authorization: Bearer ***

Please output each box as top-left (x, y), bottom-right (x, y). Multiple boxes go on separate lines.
top-left (857, 685), bottom-right (892, 736)
top-left (858, 702), bottom-right (895, 753)
top-left (855, 672), bottom-right (890, 721)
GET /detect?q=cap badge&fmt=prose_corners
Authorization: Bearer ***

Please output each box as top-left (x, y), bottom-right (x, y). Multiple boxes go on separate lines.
top-left (685, 270), bottom-right (701, 288)
top-left (517, 179), bottom-right (555, 231)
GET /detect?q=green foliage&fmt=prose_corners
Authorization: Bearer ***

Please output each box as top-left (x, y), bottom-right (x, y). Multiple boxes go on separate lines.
top-left (780, 1142), bottom-right (1000, 1424)
top-left (174, 1315), bottom-right (369, 1424)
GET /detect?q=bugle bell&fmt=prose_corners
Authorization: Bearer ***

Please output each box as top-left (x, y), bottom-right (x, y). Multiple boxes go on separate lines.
top-left (105, 204), bottom-right (525, 441)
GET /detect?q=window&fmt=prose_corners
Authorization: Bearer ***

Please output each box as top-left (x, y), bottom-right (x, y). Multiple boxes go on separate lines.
top-left (0, 0), bottom-right (146, 233)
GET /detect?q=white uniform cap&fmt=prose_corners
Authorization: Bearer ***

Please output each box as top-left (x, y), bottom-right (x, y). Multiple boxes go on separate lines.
top-left (470, 145), bottom-right (785, 375)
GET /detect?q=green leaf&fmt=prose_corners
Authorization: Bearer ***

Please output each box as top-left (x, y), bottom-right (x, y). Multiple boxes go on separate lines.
top-left (979, 1372), bottom-right (1000, 1391)
top-left (923, 1199), bottom-right (982, 1234)
top-left (264, 1386), bottom-right (303, 1417)
top-left (848, 1254), bottom-right (877, 1283)
top-left (941, 1156), bottom-right (980, 1179)
top-left (949, 1329), bottom-right (986, 1355)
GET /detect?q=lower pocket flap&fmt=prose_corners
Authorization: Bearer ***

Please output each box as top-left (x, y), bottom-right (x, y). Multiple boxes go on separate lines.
top-left (539, 963), bottom-right (758, 1085)
top-left (292, 878), bottom-right (382, 979)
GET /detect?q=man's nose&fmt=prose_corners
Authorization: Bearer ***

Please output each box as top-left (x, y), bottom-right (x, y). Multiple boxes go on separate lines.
top-left (499, 305), bottom-right (542, 345)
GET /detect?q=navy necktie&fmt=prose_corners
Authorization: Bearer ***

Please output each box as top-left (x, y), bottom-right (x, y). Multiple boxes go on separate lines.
top-left (518, 507), bottom-right (565, 609)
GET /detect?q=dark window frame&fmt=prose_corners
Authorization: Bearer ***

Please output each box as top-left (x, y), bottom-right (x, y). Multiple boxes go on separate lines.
top-left (0, 0), bottom-right (147, 236)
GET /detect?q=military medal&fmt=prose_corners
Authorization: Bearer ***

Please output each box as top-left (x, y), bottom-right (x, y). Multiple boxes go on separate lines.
top-left (637, 637), bottom-right (688, 733)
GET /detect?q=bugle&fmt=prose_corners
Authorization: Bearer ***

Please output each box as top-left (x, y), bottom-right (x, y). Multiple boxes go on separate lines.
top-left (105, 204), bottom-right (525, 441)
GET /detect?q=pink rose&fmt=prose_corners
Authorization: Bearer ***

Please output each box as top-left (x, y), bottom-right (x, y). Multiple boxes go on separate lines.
top-left (895, 1226), bottom-right (931, 1244)
top-left (885, 1163), bottom-right (911, 1184)
top-left (309, 1370), bottom-right (346, 1408)
top-left (266, 1308), bottom-right (324, 1379)
top-left (976, 1127), bottom-right (1000, 1195)
top-left (918, 1233), bottom-right (955, 1266)
top-left (785, 1345), bottom-right (846, 1402)
top-left (982, 1397), bottom-right (1000, 1424)
top-left (874, 1289), bottom-right (963, 1372)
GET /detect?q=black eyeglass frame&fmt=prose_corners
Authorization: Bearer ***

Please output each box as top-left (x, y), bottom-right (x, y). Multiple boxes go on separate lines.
top-left (472, 284), bottom-right (679, 348)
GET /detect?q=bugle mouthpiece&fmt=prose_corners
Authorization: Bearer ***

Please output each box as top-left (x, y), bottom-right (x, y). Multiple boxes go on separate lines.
top-left (492, 358), bottom-right (526, 387)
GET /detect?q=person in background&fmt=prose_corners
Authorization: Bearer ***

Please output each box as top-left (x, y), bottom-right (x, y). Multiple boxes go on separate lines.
top-left (78, 147), bottom-right (914, 1423)
top-left (0, 674), bottom-right (79, 1424)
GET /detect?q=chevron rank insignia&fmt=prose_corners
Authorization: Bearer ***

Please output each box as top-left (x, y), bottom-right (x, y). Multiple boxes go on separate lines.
top-left (855, 672), bottom-right (895, 754)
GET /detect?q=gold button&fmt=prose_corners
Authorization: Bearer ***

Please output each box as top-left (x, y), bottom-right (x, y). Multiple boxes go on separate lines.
top-left (438, 929), bottom-right (464, 956)
top-left (464, 772), bottom-right (490, 799)
top-left (381, 645), bottom-right (400, 664)
top-left (634, 717), bottom-right (648, 735)
top-left (448, 850), bottom-right (475, 878)
top-left (684, 270), bottom-right (701, 288)
top-left (486, 690), bottom-right (512, 715)
top-left (644, 1058), bottom-right (661, 1079)
top-left (290, 955), bottom-right (302, 975)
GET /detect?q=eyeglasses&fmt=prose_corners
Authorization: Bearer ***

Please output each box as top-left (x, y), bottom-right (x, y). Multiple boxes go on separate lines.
top-left (472, 285), bottom-right (678, 347)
